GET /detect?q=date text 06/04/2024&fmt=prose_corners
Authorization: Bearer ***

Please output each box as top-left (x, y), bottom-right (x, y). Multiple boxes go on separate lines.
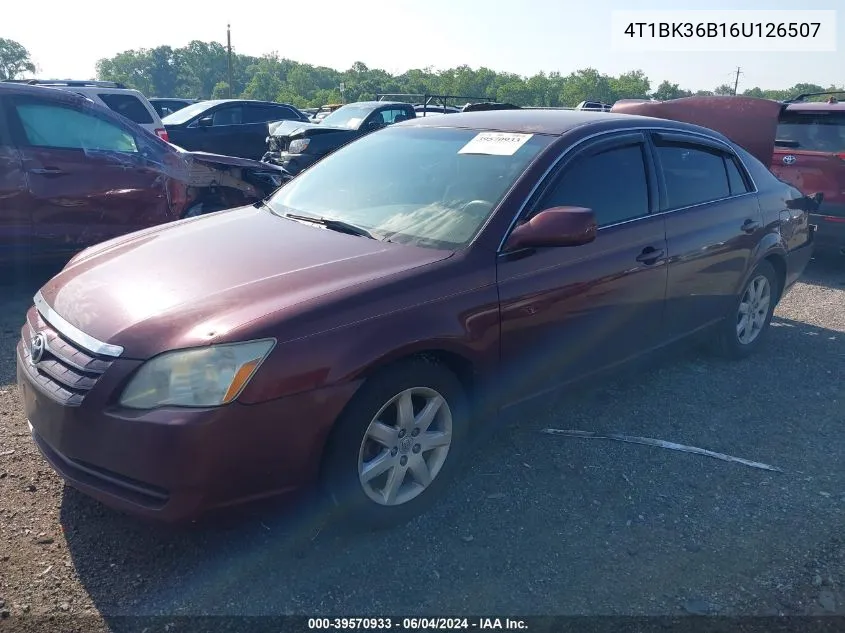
top-left (307, 617), bottom-right (529, 630)
top-left (623, 22), bottom-right (822, 38)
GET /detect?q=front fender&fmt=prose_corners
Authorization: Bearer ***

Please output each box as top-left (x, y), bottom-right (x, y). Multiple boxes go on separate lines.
top-left (236, 284), bottom-right (501, 405)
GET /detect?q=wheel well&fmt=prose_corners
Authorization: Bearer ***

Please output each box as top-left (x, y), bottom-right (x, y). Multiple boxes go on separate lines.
top-left (764, 254), bottom-right (786, 300)
top-left (414, 350), bottom-right (477, 401)
top-left (316, 349), bottom-right (477, 482)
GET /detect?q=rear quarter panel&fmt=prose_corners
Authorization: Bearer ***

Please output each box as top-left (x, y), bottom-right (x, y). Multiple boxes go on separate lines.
top-left (737, 146), bottom-right (813, 289)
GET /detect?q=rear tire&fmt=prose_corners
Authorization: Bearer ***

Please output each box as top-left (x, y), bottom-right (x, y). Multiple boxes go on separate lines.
top-left (321, 358), bottom-right (469, 531)
top-left (714, 260), bottom-right (779, 359)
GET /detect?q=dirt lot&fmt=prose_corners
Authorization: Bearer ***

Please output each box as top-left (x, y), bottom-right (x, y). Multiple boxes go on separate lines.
top-left (1, 257), bottom-right (844, 631)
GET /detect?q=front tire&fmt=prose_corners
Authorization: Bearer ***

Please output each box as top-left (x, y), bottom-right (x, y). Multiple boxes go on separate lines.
top-left (321, 358), bottom-right (469, 530)
top-left (715, 260), bottom-right (779, 359)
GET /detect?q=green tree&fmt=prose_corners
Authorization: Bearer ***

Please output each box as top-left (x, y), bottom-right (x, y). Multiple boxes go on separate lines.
top-left (211, 81), bottom-right (230, 99)
top-left (559, 68), bottom-right (615, 106)
top-left (652, 80), bottom-right (692, 101)
top-left (611, 70), bottom-right (651, 100)
top-left (0, 38), bottom-right (36, 80)
top-left (93, 39), bottom-right (835, 110)
top-left (242, 71), bottom-right (283, 101)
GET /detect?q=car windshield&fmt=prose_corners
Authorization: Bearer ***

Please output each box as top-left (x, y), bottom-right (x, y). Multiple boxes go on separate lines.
top-left (776, 111), bottom-right (845, 152)
top-left (266, 126), bottom-right (553, 250)
top-left (161, 101), bottom-right (215, 125)
top-left (319, 104), bottom-right (379, 129)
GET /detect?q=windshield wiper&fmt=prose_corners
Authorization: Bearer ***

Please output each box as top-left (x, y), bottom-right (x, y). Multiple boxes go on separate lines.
top-left (284, 212), bottom-right (377, 240)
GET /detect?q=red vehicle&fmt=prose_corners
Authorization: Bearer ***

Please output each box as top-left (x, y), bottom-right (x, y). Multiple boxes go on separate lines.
top-left (770, 93), bottom-right (845, 256)
top-left (17, 98), bottom-right (815, 527)
top-left (0, 82), bottom-right (287, 265)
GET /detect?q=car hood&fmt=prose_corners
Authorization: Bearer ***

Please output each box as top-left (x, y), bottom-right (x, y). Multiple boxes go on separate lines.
top-left (267, 119), bottom-right (357, 139)
top-left (611, 96), bottom-right (784, 165)
top-left (177, 147), bottom-right (286, 172)
top-left (38, 206), bottom-right (451, 359)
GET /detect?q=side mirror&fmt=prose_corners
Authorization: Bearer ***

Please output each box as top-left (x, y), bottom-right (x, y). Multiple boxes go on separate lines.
top-left (198, 116), bottom-right (213, 128)
top-left (504, 206), bottom-right (597, 251)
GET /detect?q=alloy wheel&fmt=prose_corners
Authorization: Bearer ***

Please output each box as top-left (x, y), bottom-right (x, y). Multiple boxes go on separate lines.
top-left (736, 275), bottom-right (771, 345)
top-left (357, 387), bottom-right (453, 506)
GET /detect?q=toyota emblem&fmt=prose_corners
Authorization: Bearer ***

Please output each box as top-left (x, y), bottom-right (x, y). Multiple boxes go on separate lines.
top-left (30, 333), bottom-right (46, 364)
top-left (782, 155), bottom-right (796, 165)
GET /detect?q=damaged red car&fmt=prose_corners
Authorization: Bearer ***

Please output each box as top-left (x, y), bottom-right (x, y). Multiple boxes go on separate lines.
top-left (0, 81), bottom-right (287, 264)
top-left (18, 96), bottom-right (816, 527)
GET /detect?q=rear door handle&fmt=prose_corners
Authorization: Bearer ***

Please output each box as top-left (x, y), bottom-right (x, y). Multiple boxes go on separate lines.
top-left (28, 167), bottom-right (64, 176)
top-left (636, 246), bottom-right (665, 264)
top-left (742, 219), bottom-right (761, 233)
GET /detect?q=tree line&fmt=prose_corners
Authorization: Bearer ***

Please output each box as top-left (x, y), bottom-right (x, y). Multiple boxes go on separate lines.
top-left (1, 38), bottom-right (841, 107)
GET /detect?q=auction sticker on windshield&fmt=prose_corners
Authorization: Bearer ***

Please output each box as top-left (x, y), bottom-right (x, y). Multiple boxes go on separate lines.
top-left (458, 132), bottom-right (534, 156)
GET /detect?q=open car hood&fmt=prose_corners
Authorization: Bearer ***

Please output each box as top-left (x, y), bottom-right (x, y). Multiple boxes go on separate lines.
top-left (267, 119), bottom-right (356, 139)
top-left (611, 96), bottom-right (785, 165)
top-left (177, 148), bottom-right (286, 172)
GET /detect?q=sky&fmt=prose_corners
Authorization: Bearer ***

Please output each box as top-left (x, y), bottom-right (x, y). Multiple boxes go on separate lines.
top-left (3, 0), bottom-right (842, 92)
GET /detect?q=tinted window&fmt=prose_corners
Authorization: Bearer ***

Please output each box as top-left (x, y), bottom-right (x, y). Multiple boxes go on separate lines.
top-left (14, 102), bottom-right (138, 152)
top-left (153, 100), bottom-right (191, 118)
top-left (539, 143), bottom-right (649, 226)
top-left (776, 111), bottom-right (845, 152)
top-left (656, 144), bottom-right (731, 209)
top-left (725, 157), bottom-right (750, 194)
top-left (245, 104), bottom-right (299, 123)
top-left (379, 108), bottom-right (412, 124)
top-left (211, 105), bottom-right (244, 126)
top-left (97, 94), bottom-right (154, 124)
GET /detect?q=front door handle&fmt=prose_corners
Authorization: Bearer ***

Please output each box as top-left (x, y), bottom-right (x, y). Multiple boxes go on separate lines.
top-left (28, 167), bottom-right (64, 176)
top-left (636, 246), bottom-right (665, 264)
top-left (742, 219), bottom-right (761, 233)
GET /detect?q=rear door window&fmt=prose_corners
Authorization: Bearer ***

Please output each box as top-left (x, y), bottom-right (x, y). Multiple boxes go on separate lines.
top-left (654, 143), bottom-right (733, 209)
top-left (97, 93), bottom-right (154, 124)
top-left (244, 104), bottom-right (300, 123)
top-left (12, 101), bottom-right (138, 153)
top-left (776, 111), bottom-right (845, 153)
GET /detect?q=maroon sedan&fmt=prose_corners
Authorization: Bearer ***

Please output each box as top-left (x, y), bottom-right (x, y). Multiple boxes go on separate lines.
top-left (17, 97), bottom-right (815, 527)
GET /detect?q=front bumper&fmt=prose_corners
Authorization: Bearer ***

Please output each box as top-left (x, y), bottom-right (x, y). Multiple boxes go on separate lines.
top-left (261, 151), bottom-right (317, 176)
top-left (17, 337), bottom-right (358, 522)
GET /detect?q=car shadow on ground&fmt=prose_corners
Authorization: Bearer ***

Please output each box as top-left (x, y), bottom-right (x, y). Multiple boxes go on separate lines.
top-left (57, 310), bottom-right (845, 622)
top-left (802, 254), bottom-right (845, 290)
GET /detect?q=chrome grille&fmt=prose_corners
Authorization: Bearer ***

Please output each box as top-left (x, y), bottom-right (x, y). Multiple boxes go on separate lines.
top-left (20, 306), bottom-right (113, 406)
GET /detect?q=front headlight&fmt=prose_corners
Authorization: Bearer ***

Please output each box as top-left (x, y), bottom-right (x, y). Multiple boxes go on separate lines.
top-left (119, 339), bottom-right (276, 409)
top-left (288, 138), bottom-right (310, 154)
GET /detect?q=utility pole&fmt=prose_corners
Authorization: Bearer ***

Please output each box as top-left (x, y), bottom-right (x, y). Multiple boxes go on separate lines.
top-left (227, 24), bottom-right (233, 98)
top-left (733, 66), bottom-right (742, 96)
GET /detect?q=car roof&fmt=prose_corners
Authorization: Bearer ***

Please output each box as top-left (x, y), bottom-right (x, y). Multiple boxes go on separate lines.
top-left (194, 99), bottom-right (298, 108)
top-left (396, 108), bottom-right (727, 137)
top-left (0, 80), bottom-right (89, 104)
top-left (784, 102), bottom-right (845, 112)
top-left (343, 101), bottom-right (408, 108)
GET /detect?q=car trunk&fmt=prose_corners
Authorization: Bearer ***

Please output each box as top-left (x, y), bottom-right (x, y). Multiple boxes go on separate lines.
top-left (770, 109), bottom-right (845, 214)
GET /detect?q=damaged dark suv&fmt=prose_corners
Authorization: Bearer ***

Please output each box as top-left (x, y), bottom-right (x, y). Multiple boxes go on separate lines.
top-left (0, 82), bottom-right (287, 264)
top-left (262, 101), bottom-right (416, 176)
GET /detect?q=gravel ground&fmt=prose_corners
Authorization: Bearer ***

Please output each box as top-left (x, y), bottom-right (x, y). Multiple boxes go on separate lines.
top-left (1, 256), bottom-right (844, 631)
